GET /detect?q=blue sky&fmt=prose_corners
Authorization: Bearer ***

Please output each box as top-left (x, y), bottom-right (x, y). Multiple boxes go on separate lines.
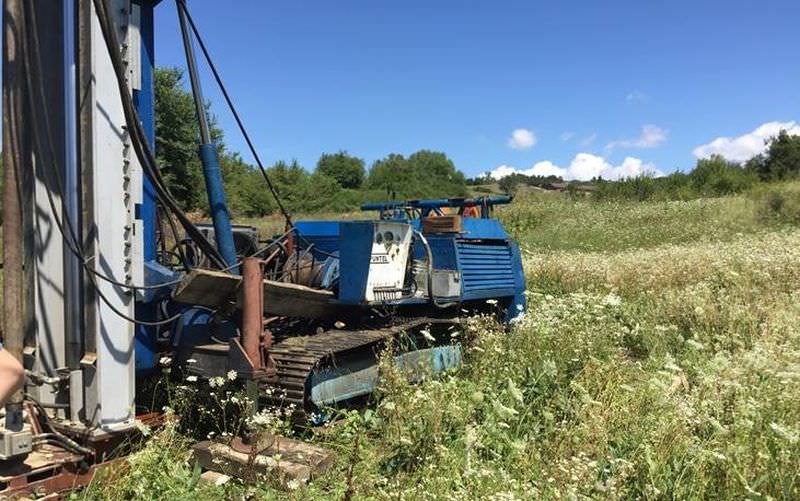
top-left (154, 0), bottom-right (800, 180)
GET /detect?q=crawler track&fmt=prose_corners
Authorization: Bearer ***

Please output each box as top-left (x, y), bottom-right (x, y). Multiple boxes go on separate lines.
top-left (263, 317), bottom-right (460, 417)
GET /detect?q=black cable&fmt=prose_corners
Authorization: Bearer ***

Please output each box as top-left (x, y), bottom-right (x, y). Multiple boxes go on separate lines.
top-left (20, 0), bottom-right (209, 294)
top-left (18, 3), bottom-right (184, 327)
top-left (175, 0), bottom-right (293, 227)
top-left (92, 0), bottom-right (228, 270)
top-left (34, 435), bottom-right (95, 457)
top-left (92, 285), bottom-right (183, 326)
top-left (24, 1), bottom-right (296, 325)
top-left (164, 212), bottom-right (191, 271)
top-left (25, 396), bottom-right (96, 458)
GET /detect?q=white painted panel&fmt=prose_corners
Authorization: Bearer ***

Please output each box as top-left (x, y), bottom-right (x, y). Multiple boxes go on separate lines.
top-left (128, 3), bottom-right (142, 91)
top-left (33, 170), bottom-right (67, 381)
top-left (365, 222), bottom-right (412, 302)
top-left (88, 0), bottom-right (139, 432)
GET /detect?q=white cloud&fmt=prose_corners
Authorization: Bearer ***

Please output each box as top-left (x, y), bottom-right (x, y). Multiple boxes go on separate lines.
top-left (486, 153), bottom-right (662, 181)
top-left (486, 161), bottom-right (566, 180)
top-left (487, 165), bottom-right (520, 180)
top-left (626, 90), bottom-right (649, 103)
top-left (692, 121), bottom-right (800, 163)
top-left (577, 133), bottom-right (597, 148)
top-left (507, 128), bottom-right (537, 150)
top-left (606, 124), bottom-right (667, 150)
top-left (529, 160), bottom-right (566, 178)
top-left (560, 131), bottom-right (575, 142)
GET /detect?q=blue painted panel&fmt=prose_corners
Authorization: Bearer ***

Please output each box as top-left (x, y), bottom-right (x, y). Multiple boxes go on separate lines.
top-left (456, 240), bottom-right (517, 302)
top-left (361, 196), bottom-right (512, 213)
top-left (295, 221), bottom-right (341, 236)
top-left (295, 221), bottom-right (341, 256)
top-left (133, 0), bottom-right (157, 262)
top-left (199, 144), bottom-right (238, 272)
top-left (309, 344), bottom-right (462, 407)
top-left (460, 218), bottom-right (510, 241)
top-left (338, 222), bottom-right (374, 304)
top-left (510, 242), bottom-right (526, 295)
top-left (507, 242), bottom-right (527, 321)
top-left (462, 288), bottom-right (517, 302)
top-left (426, 236), bottom-right (458, 270)
top-left (141, 260), bottom-right (181, 303)
top-left (134, 0), bottom-right (159, 372)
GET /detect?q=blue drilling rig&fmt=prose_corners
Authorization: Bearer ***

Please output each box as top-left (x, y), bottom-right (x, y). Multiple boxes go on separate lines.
top-left (0, 0), bottom-right (525, 494)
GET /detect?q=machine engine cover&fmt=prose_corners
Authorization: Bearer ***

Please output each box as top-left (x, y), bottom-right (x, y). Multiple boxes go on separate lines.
top-left (338, 221), bottom-right (413, 304)
top-left (366, 222), bottom-right (413, 302)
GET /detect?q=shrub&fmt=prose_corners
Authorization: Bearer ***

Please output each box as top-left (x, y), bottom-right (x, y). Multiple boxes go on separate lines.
top-left (751, 182), bottom-right (800, 224)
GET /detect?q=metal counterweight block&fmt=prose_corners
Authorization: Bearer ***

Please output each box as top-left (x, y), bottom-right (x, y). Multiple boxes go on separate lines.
top-left (0, 425), bottom-right (33, 461)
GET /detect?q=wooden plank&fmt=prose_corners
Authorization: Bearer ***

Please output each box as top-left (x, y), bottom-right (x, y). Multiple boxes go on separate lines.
top-left (243, 434), bottom-right (336, 472)
top-left (192, 436), bottom-right (335, 490)
top-left (262, 280), bottom-right (337, 318)
top-left (422, 215), bottom-right (462, 234)
top-left (173, 268), bottom-right (240, 308)
top-left (173, 269), bottom-right (339, 319)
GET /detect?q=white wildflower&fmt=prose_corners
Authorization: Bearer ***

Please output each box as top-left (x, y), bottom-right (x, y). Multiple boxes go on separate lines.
top-left (507, 379), bottom-right (524, 404)
top-left (602, 293), bottom-right (621, 307)
top-left (493, 399), bottom-right (519, 420)
top-left (134, 420), bottom-right (151, 437)
top-left (770, 422), bottom-right (799, 444)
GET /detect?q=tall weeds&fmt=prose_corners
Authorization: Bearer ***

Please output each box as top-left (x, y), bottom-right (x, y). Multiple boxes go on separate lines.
top-left (78, 189), bottom-right (800, 500)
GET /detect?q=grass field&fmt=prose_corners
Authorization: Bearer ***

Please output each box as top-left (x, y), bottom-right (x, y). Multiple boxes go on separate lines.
top-left (77, 184), bottom-right (800, 500)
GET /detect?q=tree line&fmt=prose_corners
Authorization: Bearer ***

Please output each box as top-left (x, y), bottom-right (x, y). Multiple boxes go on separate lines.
top-left (591, 131), bottom-right (800, 201)
top-left (154, 68), bottom-right (468, 217)
top-left (155, 66), bottom-right (800, 215)
top-left (475, 131), bottom-right (800, 202)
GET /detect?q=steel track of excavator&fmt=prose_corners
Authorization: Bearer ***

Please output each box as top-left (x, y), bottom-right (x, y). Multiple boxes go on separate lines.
top-left (261, 317), bottom-right (461, 418)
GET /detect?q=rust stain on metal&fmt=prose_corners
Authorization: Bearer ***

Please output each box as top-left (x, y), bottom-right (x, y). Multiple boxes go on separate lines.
top-left (242, 257), bottom-right (265, 370)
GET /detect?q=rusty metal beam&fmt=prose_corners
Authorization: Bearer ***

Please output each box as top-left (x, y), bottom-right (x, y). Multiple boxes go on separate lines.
top-left (3, 0), bottom-right (30, 431)
top-left (1, 454), bottom-right (125, 498)
top-left (241, 257), bottom-right (264, 370)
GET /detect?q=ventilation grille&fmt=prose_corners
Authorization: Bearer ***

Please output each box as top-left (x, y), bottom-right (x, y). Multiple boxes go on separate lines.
top-left (457, 241), bottom-right (515, 294)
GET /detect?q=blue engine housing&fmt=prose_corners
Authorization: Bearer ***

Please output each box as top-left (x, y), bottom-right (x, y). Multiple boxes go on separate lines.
top-left (295, 197), bottom-right (526, 322)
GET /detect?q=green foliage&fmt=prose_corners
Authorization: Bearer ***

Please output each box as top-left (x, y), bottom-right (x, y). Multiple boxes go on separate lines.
top-left (497, 173), bottom-right (563, 194)
top-left (747, 130), bottom-right (800, 181)
top-left (316, 151), bottom-right (365, 189)
top-left (265, 160), bottom-right (344, 213)
top-left (588, 133), bottom-right (800, 203)
top-left (691, 154), bottom-right (758, 194)
top-left (155, 67), bottom-right (206, 210)
top-left (77, 187), bottom-right (800, 500)
top-left (155, 67), bottom-right (269, 217)
top-left (499, 189), bottom-right (762, 252)
top-left (591, 156), bottom-right (757, 202)
top-left (750, 182), bottom-right (800, 224)
top-left (219, 153), bottom-right (276, 217)
top-left (367, 150), bottom-right (468, 199)
top-left (366, 153), bottom-right (410, 197)
top-left (483, 133), bottom-right (800, 204)
top-left (154, 68), bottom-right (469, 216)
